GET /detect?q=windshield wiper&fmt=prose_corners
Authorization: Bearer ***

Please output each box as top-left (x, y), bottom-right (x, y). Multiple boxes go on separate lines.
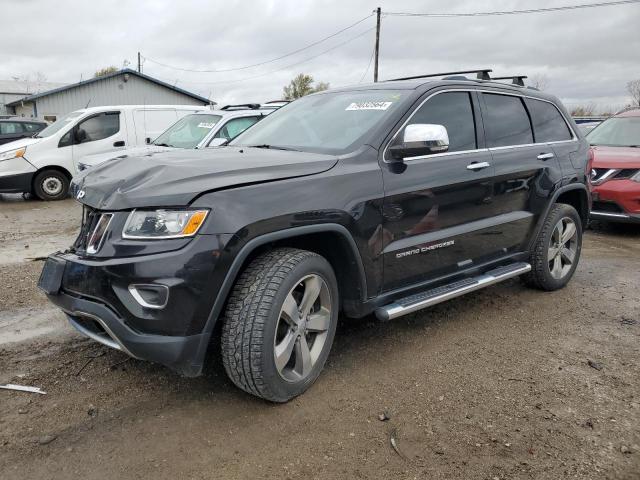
top-left (154, 143), bottom-right (174, 147)
top-left (249, 144), bottom-right (298, 151)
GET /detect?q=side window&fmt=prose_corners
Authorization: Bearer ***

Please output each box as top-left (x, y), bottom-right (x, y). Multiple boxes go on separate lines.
top-left (524, 98), bottom-right (572, 142)
top-left (59, 130), bottom-right (72, 148)
top-left (23, 123), bottom-right (43, 132)
top-left (0, 122), bottom-right (23, 134)
top-left (212, 116), bottom-right (260, 142)
top-left (76, 112), bottom-right (120, 144)
top-left (404, 92), bottom-right (476, 153)
top-left (483, 94), bottom-right (533, 147)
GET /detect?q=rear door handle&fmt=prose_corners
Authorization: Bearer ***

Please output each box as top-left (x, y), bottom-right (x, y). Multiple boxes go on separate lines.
top-left (537, 152), bottom-right (555, 161)
top-left (467, 161), bottom-right (491, 171)
top-left (113, 140), bottom-right (125, 147)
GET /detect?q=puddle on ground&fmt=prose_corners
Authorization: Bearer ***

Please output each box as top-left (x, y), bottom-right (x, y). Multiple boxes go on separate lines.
top-left (0, 307), bottom-right (74, 345)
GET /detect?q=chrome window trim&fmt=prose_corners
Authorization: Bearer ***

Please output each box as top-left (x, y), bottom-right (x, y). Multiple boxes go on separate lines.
top-left (382, 88), bottom-right (577, 163)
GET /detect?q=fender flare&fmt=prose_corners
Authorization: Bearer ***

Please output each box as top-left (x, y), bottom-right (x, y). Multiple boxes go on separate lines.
top-left (189, 224), bottom-right (367, 374)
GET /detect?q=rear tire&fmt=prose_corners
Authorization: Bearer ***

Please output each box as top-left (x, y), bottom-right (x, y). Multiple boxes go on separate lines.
top-left (33, 169), bottom-right (69, 201)
top-left (522, 203), bottom-right (582, 291)
top-left (221, 248), bottom-right (339, 402)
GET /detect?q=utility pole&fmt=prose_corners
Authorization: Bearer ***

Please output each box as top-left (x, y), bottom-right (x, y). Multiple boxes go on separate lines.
top-left (373, 7), bottom-right (381, 82)
top-left (137, 52), bottom-right (141, 73)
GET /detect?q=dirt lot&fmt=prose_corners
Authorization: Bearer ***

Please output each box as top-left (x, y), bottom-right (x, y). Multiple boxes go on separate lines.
top-left (0, 194), bottom-right (639, 480)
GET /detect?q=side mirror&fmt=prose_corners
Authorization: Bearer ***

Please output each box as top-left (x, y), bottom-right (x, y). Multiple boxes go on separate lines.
top-left (389, 124), bottom-right (449, 161)
top-left (209, 137), bottom-right (228, 147)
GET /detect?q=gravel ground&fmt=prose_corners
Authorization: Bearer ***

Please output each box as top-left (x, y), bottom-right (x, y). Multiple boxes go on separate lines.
top-left (0, 194), bottom-right (638, 480)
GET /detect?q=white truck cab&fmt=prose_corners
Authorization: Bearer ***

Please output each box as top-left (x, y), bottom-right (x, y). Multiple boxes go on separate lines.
top-left (0, 104), bottom-right (207, 200)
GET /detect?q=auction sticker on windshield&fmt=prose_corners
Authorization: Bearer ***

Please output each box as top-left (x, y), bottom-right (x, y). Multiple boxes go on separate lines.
top-left (345, 101), bottom-right (392, 111)
top-left (197, 123), bottom-right (216, 129)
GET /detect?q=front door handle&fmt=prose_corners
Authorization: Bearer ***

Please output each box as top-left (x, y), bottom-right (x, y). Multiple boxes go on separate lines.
top-left (113, 140), bottom-right (125, 147)
top-left (537, 152), bottom-right (555, 161)
top-left (467, 161), bottom-right (491, 171)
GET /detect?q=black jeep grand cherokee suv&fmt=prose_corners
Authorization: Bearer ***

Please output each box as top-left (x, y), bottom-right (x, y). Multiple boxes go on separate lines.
top-left (40, 71), bottom-right (591, 402)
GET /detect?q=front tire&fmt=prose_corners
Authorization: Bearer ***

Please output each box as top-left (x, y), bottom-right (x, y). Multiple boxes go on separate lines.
top-left (522, 203), bottom-right (582, 291)
top-left (221, 248), bottom-right (339, 402)
top-left (33, 169), bottom-right (69, 201)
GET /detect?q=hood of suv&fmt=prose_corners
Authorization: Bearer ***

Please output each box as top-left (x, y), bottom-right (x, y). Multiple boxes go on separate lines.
top-left (72, 147), bottom-right (338, 210)
top-left (591, 145), bottom-right (640, 169)
top-left (79, 145), bottom-right (175, 169)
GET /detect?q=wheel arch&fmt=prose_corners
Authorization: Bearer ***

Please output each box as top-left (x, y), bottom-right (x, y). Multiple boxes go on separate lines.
top-left (32, 165), bottom-right (73, 192)
top-left (528, 183), bottom-right (590, 251)
top-left (189, 224), bottom-right (368, 376)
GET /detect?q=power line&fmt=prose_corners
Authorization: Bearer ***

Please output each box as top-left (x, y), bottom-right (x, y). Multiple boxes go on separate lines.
top-left (384, 0), bottom-right (640, 17)
top-left (143, 13), bottom-right (373, 73)
top-left (170, 26), bottom-right (375, 86)
top-left (359, 44), bottom-right (376, 84)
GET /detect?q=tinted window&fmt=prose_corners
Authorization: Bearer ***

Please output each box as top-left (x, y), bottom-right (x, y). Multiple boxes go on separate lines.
top-left (407, 92), bottom-right (476, 152)
top-left (76, 112), bottom-right (120, 143)
top-left (212, 116), bottom-right (260, 142)
top-left (0, 122), bottom-right (23, 134)
top-left (525, 98), bottom-right (572, 142)
top-left (483, 94), bottom-right (533, 147)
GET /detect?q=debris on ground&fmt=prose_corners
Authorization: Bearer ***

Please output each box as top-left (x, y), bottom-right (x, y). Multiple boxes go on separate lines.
top-left (87, 404), bottom-right (98, 417)
top-left (588, 360), bottom-right (604, 371)
top-left (38, 435), bottom-right (57, 445)
top-left (378, 411), bottom-right (390, 422)
top-left (389, 428), bottom-right (407, 460)
top-left (0, 384), bottom-right (46, 395)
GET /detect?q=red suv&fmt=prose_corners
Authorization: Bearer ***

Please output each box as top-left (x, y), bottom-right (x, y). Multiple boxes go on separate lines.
top-left (587, 108), bottom-right (640, 224)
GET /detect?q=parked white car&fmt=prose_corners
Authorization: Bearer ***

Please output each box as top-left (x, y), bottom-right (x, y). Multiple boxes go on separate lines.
top-left (76, 103), bottom-right (284, 173)
top-left (0, 104), bottom-right (207, 200)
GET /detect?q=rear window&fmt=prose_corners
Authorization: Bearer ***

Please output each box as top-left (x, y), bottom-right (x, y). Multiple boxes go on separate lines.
top-left (483, 93), bottom-right (533, 147)
top-left (525, 98), bottom-right (572, 142)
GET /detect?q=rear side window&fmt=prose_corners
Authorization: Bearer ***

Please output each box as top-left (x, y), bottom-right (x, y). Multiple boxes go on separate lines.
top-left (407, 92), bottom-right (477, 152)
top-left (525, 98), bottom-right (572, 142)
top-left (483, 94), bottom-right (533, 147)
top-left (0, 122), bottom-right (23, 134)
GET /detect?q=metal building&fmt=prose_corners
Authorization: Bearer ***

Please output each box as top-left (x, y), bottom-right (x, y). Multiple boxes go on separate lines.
top-left (5, 69), bottom-right (211, 122)
top-left (0, 79), bottom-right (66, 116)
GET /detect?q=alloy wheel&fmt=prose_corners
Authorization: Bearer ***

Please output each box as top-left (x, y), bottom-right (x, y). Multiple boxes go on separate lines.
top-left (547, 217), bottom-right (578, 279)
top-left (273, 274), bottom-right (331, 382)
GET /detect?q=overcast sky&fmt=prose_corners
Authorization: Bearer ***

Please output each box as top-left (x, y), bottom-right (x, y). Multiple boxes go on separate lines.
top-left (2, 0), bottom-right (639, 111)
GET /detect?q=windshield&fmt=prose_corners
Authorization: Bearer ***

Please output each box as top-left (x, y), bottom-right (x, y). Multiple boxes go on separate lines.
top-left (36, 111), bottom-right (84, 138)
top-left (230, 90), bottom-right (408, 154)
top-left (586, 116), bottom-right (640, 147)
top-left (153, 114), bottom-right (222, 148)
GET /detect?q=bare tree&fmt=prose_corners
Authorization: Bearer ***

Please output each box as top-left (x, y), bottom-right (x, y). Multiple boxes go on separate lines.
top-left (627, 79), bottom-right (640, 107)
top-left (283, 73), bottom-right (329, 100)
top-left (530, 74), bottom-right (549, 91)
top-left (570, 103), bottom-right (596, 116)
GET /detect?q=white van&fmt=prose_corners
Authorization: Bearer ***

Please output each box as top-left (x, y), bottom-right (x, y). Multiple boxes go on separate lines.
top-left (0, 105), bottom-right (207, 200)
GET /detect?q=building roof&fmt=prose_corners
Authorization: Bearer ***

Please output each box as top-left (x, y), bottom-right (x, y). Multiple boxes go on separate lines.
top-left (5, 68), bottom-right (211, 106)
top-left (0, 79), bottom-right (67, 95)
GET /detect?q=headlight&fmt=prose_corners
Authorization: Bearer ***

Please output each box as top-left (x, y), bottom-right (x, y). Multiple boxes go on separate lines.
top-left (0, 147), bottom-right (26, 162)
top-left (122, 209), bottom-right (209, 239)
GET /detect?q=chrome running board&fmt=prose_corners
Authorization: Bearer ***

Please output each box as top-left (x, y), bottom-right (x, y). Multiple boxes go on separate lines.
top-left (375, 262), bottom-right (531, 321)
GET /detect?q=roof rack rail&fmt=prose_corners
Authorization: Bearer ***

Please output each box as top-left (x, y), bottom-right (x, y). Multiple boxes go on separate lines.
top-left (492, 75), bottom-right (528, 87)
top-left (220, 103), bottom-right (261, 110)
top-left (386, 69), bottom-right (492, 82)
top-left (264, 100), bottom-right (290, 104)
